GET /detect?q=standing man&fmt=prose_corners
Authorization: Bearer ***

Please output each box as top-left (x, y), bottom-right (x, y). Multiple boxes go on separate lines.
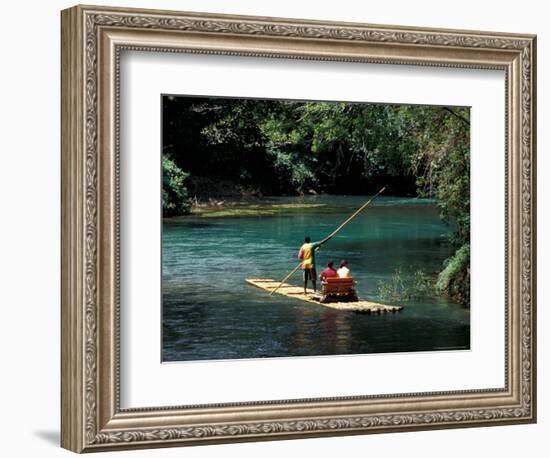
top-left (298, 235), bottom-right (332, 294)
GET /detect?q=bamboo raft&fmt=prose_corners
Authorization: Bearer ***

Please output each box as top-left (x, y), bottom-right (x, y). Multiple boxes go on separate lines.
top-left (246, 278), bottom-right (404, 313)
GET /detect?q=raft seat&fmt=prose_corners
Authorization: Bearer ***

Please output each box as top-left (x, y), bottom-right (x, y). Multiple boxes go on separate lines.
top-left (321, 277), bottom-right (358, 302)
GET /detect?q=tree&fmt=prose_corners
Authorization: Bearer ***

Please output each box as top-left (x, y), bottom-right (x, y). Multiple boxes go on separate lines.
top-left (162, 157), bottom-right (190, 217)
top-left (401, 105), bottom-right (470, 304)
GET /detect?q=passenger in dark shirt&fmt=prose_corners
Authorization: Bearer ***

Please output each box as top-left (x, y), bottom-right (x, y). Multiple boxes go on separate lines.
top-left (319, 261), bottom-right (338, 282)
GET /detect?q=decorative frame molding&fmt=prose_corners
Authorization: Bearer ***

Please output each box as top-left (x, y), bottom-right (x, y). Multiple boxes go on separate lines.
top-left (61, 4), bottom-right (536, 453)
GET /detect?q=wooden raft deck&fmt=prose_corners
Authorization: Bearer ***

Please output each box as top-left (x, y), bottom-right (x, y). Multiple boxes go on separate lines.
top-left (246, 278), bottom-right (403, 314)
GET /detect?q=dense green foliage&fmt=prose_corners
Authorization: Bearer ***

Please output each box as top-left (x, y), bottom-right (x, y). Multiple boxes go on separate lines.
top-left (163, 97), bottom-right (421, 196)
top-left (162, 157), bottom-right (190, 217)
top-left (162, 96), bottom-right (470, 304)
top-left (404, 107), bottom-right (470, 305)
top-left (435, 243), bottom-right (470, 306)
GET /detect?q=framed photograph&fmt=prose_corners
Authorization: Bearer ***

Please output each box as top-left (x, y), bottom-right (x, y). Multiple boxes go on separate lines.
top-left (61, 4), bottom-right (537, 453)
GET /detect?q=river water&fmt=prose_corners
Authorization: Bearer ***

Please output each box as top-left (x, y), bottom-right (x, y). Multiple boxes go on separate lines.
top-left (162, 195), bottom-right (470, 362)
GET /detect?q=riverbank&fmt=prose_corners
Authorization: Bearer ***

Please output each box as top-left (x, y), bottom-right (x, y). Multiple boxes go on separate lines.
top-left (190, 201), bottom-right (327, 218)
top-left (167, 194), bottom-right (435, 219)
top-left (178, 194), bottom-right (327, 218)
top-left (184, 173), bottom-right (323, 215)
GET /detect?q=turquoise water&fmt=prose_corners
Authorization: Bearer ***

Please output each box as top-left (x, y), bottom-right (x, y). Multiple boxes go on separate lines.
top-left (162, 195), bottom-right (470, 362)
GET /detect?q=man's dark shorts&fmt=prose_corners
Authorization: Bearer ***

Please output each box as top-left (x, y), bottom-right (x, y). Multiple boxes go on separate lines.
top-left (303, 267), bottom-right (317, 282)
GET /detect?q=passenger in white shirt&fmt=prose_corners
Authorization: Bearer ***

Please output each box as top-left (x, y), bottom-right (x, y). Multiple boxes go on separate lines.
top-left (337, 260), bottom-right (351, 278)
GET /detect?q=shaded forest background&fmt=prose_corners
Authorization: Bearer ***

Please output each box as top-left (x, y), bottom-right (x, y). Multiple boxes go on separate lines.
top-left (162, 96), bottom-right (470, 305)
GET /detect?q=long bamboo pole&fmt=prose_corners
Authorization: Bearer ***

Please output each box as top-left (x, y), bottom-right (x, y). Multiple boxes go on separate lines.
top-left (269, 186), bottom-right (386, 296)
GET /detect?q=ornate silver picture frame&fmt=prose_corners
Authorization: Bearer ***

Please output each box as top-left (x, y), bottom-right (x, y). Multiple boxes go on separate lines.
top-left (61, 4), bottom-right (536, 453)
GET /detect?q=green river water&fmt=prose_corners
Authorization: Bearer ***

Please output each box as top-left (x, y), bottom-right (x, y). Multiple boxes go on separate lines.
top-left (162, 195), bottom-right (470, 362)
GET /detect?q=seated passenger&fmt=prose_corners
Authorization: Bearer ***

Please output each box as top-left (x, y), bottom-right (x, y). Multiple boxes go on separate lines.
top-left (337, 259), bottom-right (351, 278)
top-left (319, 261), bottom-right (338, 282)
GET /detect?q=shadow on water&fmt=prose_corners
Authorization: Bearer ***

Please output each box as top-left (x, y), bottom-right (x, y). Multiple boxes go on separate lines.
top-left (162, 195), bottom-right (470, 362)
